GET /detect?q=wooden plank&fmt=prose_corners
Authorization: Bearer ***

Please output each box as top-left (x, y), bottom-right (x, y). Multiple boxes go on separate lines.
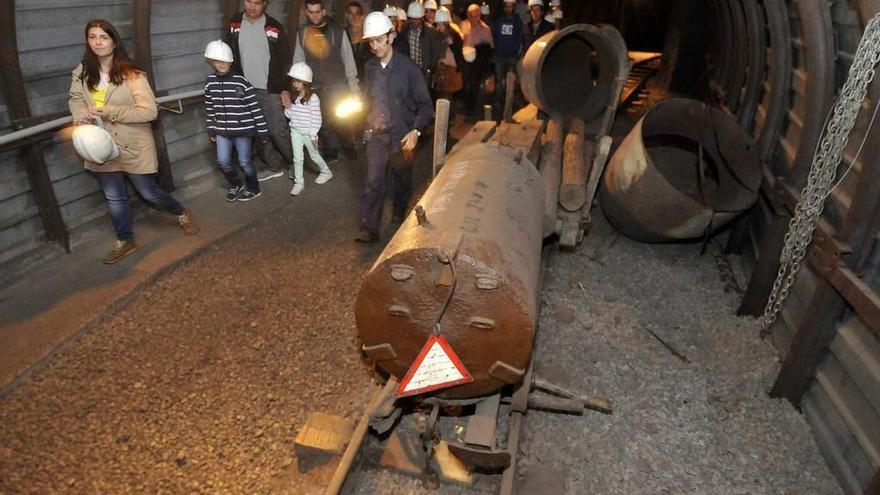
top-left (739, 213), bottom-right (788, 315)
top-left (815, 353), bottom-right (880, 466)
top-left (0, 0), bottom-right (68, 251)
top-left (133, 0), bottom-right (174, 191)
top-left (831, 319), bottom-right (880, 416)
top-left (446, 121), bottom-right (496, 157)
top-left (491, 120), bottom-right (543, 166)
top-left (804, 389), bottom-right (873, 495)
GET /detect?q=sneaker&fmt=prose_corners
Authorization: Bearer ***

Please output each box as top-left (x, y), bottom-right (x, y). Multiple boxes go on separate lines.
top-left (177, 208), bottom-right (200, 235)
top-left (103, 239), bottom-right (137, 265)
top-left (226, 186), bottom-right (243, 202)
top-left (237, 189), bottom-right (262, 202)
top-left (354, 229), bottom-right (378, 243)
top-left (315, 171), bottom-right (333, 185)
top-left (257, 170), bottom-right (284, 182)
top-left (290, 183), bottom-right (304, 196)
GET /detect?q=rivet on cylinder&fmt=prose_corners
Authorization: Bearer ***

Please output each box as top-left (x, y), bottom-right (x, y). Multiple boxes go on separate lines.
top-left (468, 317), bottom-right (496, 330)
top-left (390, 264), bottom-right (414, 282)
top-left (388, 303), bottom-right (411, 317)
top-left (475, 274), bottom-right (500, 290)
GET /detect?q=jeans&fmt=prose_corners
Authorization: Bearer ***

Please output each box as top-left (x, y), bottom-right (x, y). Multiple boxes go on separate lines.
top-left (360, 133), bottom-right (413, 234)
top-left (290, 128), bottom-right (330, 184)
top-left (494, 57), bottom-right (517, 105)
top-left (216, 135), bottom-right (259, 193)
top-left (94, 171), bottom-right (184, 241)
top-left (254, 89), bottom-right (292, 173)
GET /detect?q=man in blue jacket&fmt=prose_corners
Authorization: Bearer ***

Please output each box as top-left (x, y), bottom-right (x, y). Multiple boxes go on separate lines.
top-left (492, 0), bottom-right (523, 108)
top-left (356, 12), bottom-right (434, 243)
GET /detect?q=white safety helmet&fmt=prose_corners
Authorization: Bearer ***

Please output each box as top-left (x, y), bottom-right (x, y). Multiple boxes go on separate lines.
top-left (550, 0), bottom-right (561, 5)
top-left (527, 0), bottom-right (543, 7)
top-left (288, 62), bottom-right (313, 83)
top-left (553, 8), bottom-right (563, 20)
top-left (544, 13), bottom-right (554, 22)
top-left (440, 0), bottom-right (453, 5)
top-left (435, 6), bottom-right (452, 23)
top-left (204, 40), bottom-right (233, 63)
top-left (407, 1), bottom-right (425, 18)
top-left (480, 3), bottom-right (490, 15)
top-left (72, 125), bottom-right (119, 165)
top-left (365, 10), bottom-right (396, 38)
top-left (383, 5), bottom-right (398, 18)
top-left (397, 7), bottom-right (407, 20)
top-left (503, 0), bottom-right (516, 4)
top-left (424, 0), bottom-right (438, 10)
top-left (462, 46), bottom-right (476, 63)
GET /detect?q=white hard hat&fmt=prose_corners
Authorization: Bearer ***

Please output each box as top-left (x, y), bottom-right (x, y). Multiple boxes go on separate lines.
top-left (527, 0), bottom-right (543, 7)
top-left (553, 8), bottom-right (562, 20)
top-left (544, 13), bottom-right (554, 22)
top-left (288, 62), bottom-right (313, 83)
top-left (72, 125), bottom-right (119, 164)
top-left (204, 40), bottom-right (233, 63)
top-left (397, 7), bottom-right (407, 19)
top-left (503, 0), bottom-right (516, 4)
top-left (407, 1), bottom-right (425, 18)
top-left (550, 0), bottom-right (560, 5)
top-left (383, 5), bottom-right (398, 18)
top-left (480, 3), bottom-right (490, 15)
top-left (365, 10), bottom-right (395, 38)
top-left (435, 6), bottom-right (451, 23)
top-left (440, 0), bottom-right (453, 4)
top-left (424, 0), bottom-right (438, 10)
top-left (462, 45), bottom-right (476, 62)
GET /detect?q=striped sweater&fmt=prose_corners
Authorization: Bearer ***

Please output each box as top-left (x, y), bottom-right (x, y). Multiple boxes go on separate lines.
top-left (204, 72), bottom-right (268, 138)
top-left (283, 93), bottom-right (322, 139)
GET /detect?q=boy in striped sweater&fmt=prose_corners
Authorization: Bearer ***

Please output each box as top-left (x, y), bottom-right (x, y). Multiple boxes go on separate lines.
top-left (284, 62), bottom-right (333, 196)
top-left (204, 40), bottom-right (268, 202)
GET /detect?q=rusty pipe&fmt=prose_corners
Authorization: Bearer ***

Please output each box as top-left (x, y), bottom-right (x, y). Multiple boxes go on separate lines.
top-left (600, 98), bottom-right (760, 242)
top-left (560, 118), bottom-right (588, 212)
top-left (540, 118), bottom-right (565, 237)
top-left (518, 23), bottom-right (628, 121)
top-left (356, 142), bottom-right (544, 399)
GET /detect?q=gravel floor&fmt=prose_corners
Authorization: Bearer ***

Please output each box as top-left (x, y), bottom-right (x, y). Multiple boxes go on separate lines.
top-left (0, 158), bottom-right (383, 495)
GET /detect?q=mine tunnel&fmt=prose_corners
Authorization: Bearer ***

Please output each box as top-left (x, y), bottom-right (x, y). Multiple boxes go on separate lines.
top-left (1, 0), bottom-right (879, 493)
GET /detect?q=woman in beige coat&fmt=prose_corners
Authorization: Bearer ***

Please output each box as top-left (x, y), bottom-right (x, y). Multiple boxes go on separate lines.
top-left (69, 19), bottom-right (198, 264)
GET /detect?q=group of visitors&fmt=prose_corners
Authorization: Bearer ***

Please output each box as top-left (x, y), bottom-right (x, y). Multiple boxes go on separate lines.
top-left (67, 0), bottom-right (562, 265)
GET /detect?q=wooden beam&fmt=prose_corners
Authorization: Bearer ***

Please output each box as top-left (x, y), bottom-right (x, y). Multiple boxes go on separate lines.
top-left (132, 0), bottom-right (174, 191)
top-left (0, 0), bottom-right (69, 252)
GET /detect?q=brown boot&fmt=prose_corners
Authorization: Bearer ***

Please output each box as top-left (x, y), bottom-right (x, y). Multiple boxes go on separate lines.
top-left (177, 208), bottom-right (200, 235)
top-left (103, 239), bottom-right (137, 264)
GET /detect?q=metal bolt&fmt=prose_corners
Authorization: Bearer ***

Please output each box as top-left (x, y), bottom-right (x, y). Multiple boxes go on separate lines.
top-left (415, 205), bottom-right (428, 226)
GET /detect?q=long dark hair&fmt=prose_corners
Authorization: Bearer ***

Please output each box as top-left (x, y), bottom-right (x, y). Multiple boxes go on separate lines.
top-left (294, 82), bottom-right (315, 105)
top-left (81, 19), bottom-right (143, 91)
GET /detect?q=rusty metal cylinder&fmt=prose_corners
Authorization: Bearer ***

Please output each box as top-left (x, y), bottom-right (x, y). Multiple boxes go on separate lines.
top-left (600, 98), bottom-right (760, 242)
top-left (355, 143), bottom-right (544, 399)
top-left (518, 23), bottom-right (628, 121)
top-left (540, 118), bottom-right (565, 237)
top-left (560, 118), bottom-right (589, 212)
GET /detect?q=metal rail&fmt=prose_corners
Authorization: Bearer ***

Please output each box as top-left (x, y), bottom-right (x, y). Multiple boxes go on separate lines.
top-left (0, 89), bottom-right (205, 148)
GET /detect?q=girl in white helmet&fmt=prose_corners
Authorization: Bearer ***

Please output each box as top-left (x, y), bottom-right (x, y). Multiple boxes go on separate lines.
top-left (284, 62), bottom-right (333, 196)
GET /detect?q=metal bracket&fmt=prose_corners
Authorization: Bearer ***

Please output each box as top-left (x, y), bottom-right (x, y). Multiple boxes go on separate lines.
top-left (158, 99), bottom-right (184, 114)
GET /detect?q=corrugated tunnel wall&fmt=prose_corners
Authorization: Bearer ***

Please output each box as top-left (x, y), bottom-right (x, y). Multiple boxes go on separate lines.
top-left (0, 0), bottom-right (879, 493)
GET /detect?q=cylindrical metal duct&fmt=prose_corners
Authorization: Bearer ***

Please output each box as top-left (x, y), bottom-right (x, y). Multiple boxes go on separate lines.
top-left (356, 142), bottom-right (544, 399)
top-left (600, 98), bottom-right (761, 242)
top-left (518, 23), bottom-right (628, 121)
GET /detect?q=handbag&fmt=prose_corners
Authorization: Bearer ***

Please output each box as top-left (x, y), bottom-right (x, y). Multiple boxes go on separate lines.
top-left (433, 62), bottom-right (463, 93)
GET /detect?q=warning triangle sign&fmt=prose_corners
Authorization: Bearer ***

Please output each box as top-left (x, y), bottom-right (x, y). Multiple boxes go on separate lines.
top-left (396, 335), bottom-right (473, 398)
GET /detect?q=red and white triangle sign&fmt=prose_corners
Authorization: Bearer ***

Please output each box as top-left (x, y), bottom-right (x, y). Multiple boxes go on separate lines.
top-left (396, 335), bottom-right (473, 398)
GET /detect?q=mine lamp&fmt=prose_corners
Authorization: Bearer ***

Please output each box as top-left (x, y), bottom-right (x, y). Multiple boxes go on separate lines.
top-left (335, 96), bottom-right (364, 119)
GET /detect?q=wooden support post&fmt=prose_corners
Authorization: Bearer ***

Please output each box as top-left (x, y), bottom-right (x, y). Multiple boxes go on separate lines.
top-left (133, 0), bottom-right (174, 191)
top-left (738, 212), bottom-right (788, 315)
top-left (0, 0), bottom-right (69, 252)
top-left (503, 70), bottom-right (515, 123)
top-left (432, 99), bottom-right (450, 178)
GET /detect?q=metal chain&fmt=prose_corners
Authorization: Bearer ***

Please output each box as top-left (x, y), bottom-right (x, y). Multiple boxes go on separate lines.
top-left (762, 13), bottom-right (880, 332)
